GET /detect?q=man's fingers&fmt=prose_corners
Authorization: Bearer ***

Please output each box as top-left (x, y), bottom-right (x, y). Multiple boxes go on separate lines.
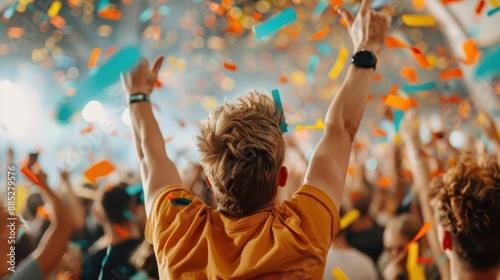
top-left (359, 0), bottom-right (373, 14)
top-left (152, 56), bottom-right (165, 76)
top-left (338, 7), bottom-right (355, 28)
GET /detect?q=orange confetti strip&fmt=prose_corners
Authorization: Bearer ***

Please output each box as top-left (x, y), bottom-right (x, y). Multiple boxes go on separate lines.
top-left (403, 170), bottom-right (413, 179)
top-left (7, 27), bottom-right (23, 39)
top-left (164, 136), bottom-right (173, 143)
top-left (104, 45), bottom-right (117, 58)
top-left (372, 127), bottom-right (387, 137)
top-left (367, 93), bottom-right (373, 101)
top-left (401, 67), bottom-right (418, 83)
top-left (278, 76), bottom-right (288, 83)
top-left (309, 26), bottom-right (331, 40)
top-left (330, 0), bottom-right (344, 7)
top-left (81, 123), bottom-right (93, 134)
top-left (222, 61), bottom-right (237, 71)
top-left (37, 206), bottom-right (50, 219)
top-left (98, 8), bottom-right (122, 21)
top-left (88, 48), bottom-right (101, 69)
top-left (377, 176), bottom-right (392, 188)
top-left (440, 95), bottom-right (461, 103)
top-left (155, 79), bottom-right (162, 88)
top-left (353, 141), bottom-right (365, 150)
top-left (113, 224), bottom-right (131, 238)
top-left (373, 73), bottom-right (383, 82)
top-left (83, 160), bottom-right (115, 184)
top-left (350, 192), bottom-right (360, 201)
top-left (417, 257), bottom-right (433, 264)
top-left (389, 85), bottom-right (399, 96)
top-left (253, 12), bottom-right (263, 20)
top-left (405, 221), bottom-right (432, 250)
top-left (347, 166), bottom-right (356, 175)
top-left (121, 0), bottom-right (132, 5)
top-left (442, 0), bottom-right (462, 3)
top-left (475, 0), bottom-right (486, 15)
top-left (386, 36), bottom-right (430, 68)
top-left (384, 95), bottom-right (412, 111)
top-left (339, 17), bottom-right (348, 26)
top-left (409, 98), bottom-right (419, 107)
top-left (152, 26), bottom-right (161, 41)
top-left (207, 1), bottom-right (225, 16)
top-left (225, 16), bottom-right (243, 35)
top-left (50, 15), bottom-right (66, 29)
top-left (439, 68), bottom-right (463, 81)
top-left (461, 39), bottom-right (481, 65)
top-left (20, 166), bottom-right (47, 191)
top-left (413, 0), bottom-right (425, 10)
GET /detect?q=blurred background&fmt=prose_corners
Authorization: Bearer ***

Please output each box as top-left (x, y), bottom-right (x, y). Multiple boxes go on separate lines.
top-left (0, 0), bottom-right (499, 184)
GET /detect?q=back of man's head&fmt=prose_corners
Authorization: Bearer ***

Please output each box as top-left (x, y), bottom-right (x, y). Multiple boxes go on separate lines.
top-left (198, 90), bottom-right (285, 216)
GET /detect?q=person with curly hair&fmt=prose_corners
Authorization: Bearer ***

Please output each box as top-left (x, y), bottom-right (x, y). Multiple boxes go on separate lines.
top-left (429, 153), bottom-right (500, 280)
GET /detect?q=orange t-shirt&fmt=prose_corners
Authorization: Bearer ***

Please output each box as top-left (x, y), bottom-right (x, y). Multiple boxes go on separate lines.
top-left (145, 185), bottom-right (340, 279)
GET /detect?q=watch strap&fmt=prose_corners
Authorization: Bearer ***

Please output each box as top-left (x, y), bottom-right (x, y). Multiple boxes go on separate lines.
top-left (129, 93), bottom-right (150, 104)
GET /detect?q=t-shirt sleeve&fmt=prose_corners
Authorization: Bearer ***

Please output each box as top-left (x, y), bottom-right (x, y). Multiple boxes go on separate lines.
top-left (7, 256), bottom-right (43, 280)
top-left (282, 185), bottom-right (341, 248)
top-left (144, 186), bottom-right (205, 244)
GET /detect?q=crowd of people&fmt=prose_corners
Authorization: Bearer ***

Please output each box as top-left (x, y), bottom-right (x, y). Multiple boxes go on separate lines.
top-left (1, 0), bottom-right (499, 279)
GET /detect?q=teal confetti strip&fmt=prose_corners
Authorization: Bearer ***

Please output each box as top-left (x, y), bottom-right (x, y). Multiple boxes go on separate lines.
top-left (170, 197), bottom-right (192, 206)
top-left (475, 47), bottom-right (500, 78)
top-left (394, 110), bottom-right (404, 132)
top-left (366, 157), bottom-right (378, 171)
top-left (307, 55), bottom-right (320, 84)
top-left (434, 253), bottom-right (448, 265)
top-left (403, 82), bottom-right (435, 93)
top-left (139, 8), bottom-right (153, 22)
top-left (123, 210), bottom-right (138, 222)
top-left (372, 0), bottom-right (392, 9)
top-left (253, 7), bottom-right (297, 41)
top-left (272, 89), bottom-right (288, 133)
top-left (312, 0), bottom-right (328, 19)
top-left (126, 183), bottom-right (143, 196)
top-left (401, 190), bottom-right (415, 207)
top-left (159, 5), bottom-right (171, 16)
top-left (317, 43), bottom-right (332, 55)
top-left (3, 1), bottom-right (18, 19)
top-left (487, 6), bottom-right (500, 16)
top-left (97, 0), bottom-right (110, 11)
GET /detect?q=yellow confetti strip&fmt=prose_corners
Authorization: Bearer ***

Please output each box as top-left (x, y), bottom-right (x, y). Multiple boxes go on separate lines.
top-left (340, 209), bottom-right (360, 229)
top-left (406, 242), bottom-right (426, 280)
top-left (394, 133), bottom-right (402, 146)
top-left (328, 47), bottom-right (349, 80)
top-left (477, 113), bottom-right (487, 125)
top-left (48, 1), bottom-right (62, 17)
top-left (201, 96), bottom-right (218, 111)
top-left (168, 55), bottom-right (177, 67)
top-left (295, 119), bottom-right (324, 131)
top-left (490, 0), bottom-right (499, 7)
top-left (332, 267), bottom-right (350, 280)
top-left (402, 15), bottom-right (436, 27)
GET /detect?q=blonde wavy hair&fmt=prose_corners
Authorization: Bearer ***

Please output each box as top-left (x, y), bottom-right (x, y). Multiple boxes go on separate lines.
top-left (430, 153), bottom-right (500, 271)
top-left (197, 90), bottom-right (286, 216)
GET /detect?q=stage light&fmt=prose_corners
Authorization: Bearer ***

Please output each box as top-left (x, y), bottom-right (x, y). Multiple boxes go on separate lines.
top-left (121, 107), bottom-right (131, 127)
top-left (81, 100), bottom-right (105, 122)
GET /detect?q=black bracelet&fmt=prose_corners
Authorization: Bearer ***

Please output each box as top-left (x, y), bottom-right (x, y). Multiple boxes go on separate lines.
top-left (129, 93), bottom-right (150, 104)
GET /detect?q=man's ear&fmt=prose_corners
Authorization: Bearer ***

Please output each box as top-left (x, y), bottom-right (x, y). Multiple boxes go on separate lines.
top-left (205, 176), bottom-right (212, 189)
top-left (278, 166), bottom-right (288, 188)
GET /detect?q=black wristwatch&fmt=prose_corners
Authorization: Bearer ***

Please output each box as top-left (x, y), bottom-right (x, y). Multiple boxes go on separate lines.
top-left (351, 50), bottom-right (377, 70)
top-left (129, 93), bottom-right (150, 104)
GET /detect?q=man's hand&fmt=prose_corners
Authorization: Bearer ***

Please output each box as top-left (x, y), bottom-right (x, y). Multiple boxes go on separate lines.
top-left (121, 56), bottom-right (164, 96)
top-left (338, 0), bottom-right (391, 54)
top-left (479, 110), bottom-right (499, 142)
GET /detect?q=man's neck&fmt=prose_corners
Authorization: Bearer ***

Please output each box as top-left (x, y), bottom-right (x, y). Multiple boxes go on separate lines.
top-left (449, 252), bottom-right (500, 280)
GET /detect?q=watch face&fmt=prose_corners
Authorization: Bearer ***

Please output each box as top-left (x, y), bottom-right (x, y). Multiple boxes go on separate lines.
top-left (355, 51), bottom-right (376, 67)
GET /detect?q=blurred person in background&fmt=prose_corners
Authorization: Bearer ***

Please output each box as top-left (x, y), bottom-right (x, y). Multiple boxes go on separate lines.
top-left (81, 184), bottom-right (142, 280)
top-left (324, 208), bottom-right (378, 280)
top-left (378, 214), bottom-right (440, 280)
